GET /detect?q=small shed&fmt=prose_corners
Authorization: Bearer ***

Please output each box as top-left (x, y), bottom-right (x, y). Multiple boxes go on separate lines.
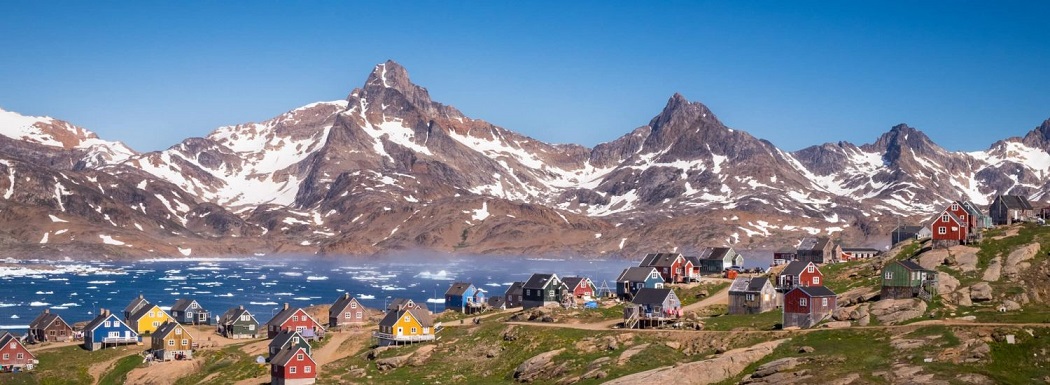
top-left (728, 277), bottom-right (776, 315)
top-left (783, 286), bottom-right (837, 329)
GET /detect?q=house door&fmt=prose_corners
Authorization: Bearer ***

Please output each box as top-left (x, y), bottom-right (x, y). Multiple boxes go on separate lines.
top-left (396, 327), bottom-right (403, 336)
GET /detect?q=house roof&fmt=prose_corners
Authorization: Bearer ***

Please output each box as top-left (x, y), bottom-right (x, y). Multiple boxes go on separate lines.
top-left (29, 309), bottom-right (66, 330)
top-left (85, 312), bottom-right (129, 333)
top-left (630, 288), bottom-right (675, 305)
top-left (330, 293), bottom-right (362, 314)
top-left (774, 247), bottom-right (797, 254)
top-left (505, 282), bottom-right (525, 297)
top-left (153, 321), bottom-right (190, 340)
top-left (171, 298), bottom-right (202, 312)
top-left (523, 273), bottom-right (561, 290)
top-left (997, 195), bottom-right (1034, 210)
top-left (562, 277), bottom-right (590, 290)
top-left (268, 305), bottom-right (318, 328)
top-left (704, 247), bottom-right (733, 261)
top-left (269, 330), bottom-right (305, 350)
top-left (488, 297), bottom-right (507, 307)
top-left (378, 307), bottom-right (434, 328)
top-left (780, 261), bottom-right (815, 277)
top-left (387, 298), bottom-right (417, 311)
top-left (793, 285), bottom-right (837, 297)
top-left (124, 295), bottom-right (149, 314)
top-left (841, 247), bottom-right (881, 253)
top-left (729, 277), bottom-right (770, 293)
top-left (445, 282), bottom-right (474, 297)
top-left (639, 253), bottom-right (683, 267)
top-left (684, 255), bottom-right (702, 265)
top-left (0, 333), bottom-right (28, 357)
top-left (617, 267), bottom-right (658, 282)
top-left (271, 345), bottom-right (315, 367)
top-left (892, 225), bottom-right (926, 234)
top-left (797, 237), bottom-right (830, 252)
top-left (129, 304), bottom-right (163, 322)
top-left (896, 260), bottom-right (933, 272)
top-left (219, 306), bottom-right (255, 325)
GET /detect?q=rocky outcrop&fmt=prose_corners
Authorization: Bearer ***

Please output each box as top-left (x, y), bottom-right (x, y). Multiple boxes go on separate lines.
top-left (870, 298), bottom-right (927, 324)
top-left (514, 349), bottom-right (567, 383)
top-left (603, 339), bottom-right (787, 385)
top-left (970, 282), bottom-right (994, 302)
top-left (949, 246), bottom-right (980, 273)
top-left (982, 258), bottom-right (1002, 282)
top-left (1003, 243), bottom-right (1040, 279)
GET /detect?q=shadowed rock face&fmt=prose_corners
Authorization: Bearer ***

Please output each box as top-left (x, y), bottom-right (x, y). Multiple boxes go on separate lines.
top-left (0, 61), bottom-right (1048, 259)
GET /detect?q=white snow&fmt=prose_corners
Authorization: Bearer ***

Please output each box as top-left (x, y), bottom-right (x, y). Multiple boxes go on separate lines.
top-left (0, 160), bottom-right (13, 199)
top-left (98, 234), bottom-right (125, 245)
top-left (178, 247), bottom-right (192, 256)
top-left (471, 201), bottom-right (490, 221)
top-left (39, 233), bottom-right (49, 244)
top-left (49, 215), bottom-right (68, 223)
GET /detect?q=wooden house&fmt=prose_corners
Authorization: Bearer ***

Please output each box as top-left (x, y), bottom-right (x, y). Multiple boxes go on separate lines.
top-left (891, 225), bottom-right (932, 246)
top-left (728, 277), bottom-right (777, 315)
top-left (83, 309), bottom-right (140, 351)
top-left (386, 298), bottom-right (421, 312)
top-left (0, 332), bottom-right (37, 371)
top-left (522, 273), bottom-right (569, 309)
top-left (375, 307), bottom-right (439, 346)
top-left (562, 277), bottom-right (597, 298)
top-left (267, 303), bottom-right (325, 340)
top-left (796, 237), bottom-right (839, 264)
top-left (502, 282), bottom-right (525, 308)
top-left (960, 201), bottom-right (993, 229)
top-left (881, 260), bottom-right (939, 300)
top-left (170, 298), bottom-right (210, 325)
top-left (123, 294), bottom-right (150, 323)
top-left (683, 255), bottom-right (703, 280)
top-left (623, 288), bottom-right (682, 329)
top-left (487, 296), bottom-right (507, 310)
top-left (931, 201), bottom-right (979, 248)
top-left (444, 282), bottom-right (486, 313)
top-left (990, 194), bottom-right (1034, 225)
top-left (698, 247), bottom-right (744, 273)
top-left (772, 247), bottom-right (796, 265)
top-left (151, 321), bottom-right (194, 361)
top-left (270, 345), bottom-right (317, 385)
top-left (268, 330), bottom-right (311, 361)
top-left (615, 267), bottom-right (664, 300)
top-left (28, 309), bottom-right (73, 343)
top-left (329, 293), bottom-right (368, 327)
top-left (783, 286), bottom-right (837, 329)
top-left (218, 305), bottom-right (259, 339)
top-left (639, 253), bottom-right (688, 283)
top-left (776, 261), bottom-right (823, 291)
top-left (128, 304), bottom-right (175, 334)
top-left (840, 247), bottom-right (880, 261)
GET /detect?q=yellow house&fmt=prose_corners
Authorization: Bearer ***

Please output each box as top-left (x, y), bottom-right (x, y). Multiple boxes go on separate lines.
top-left (128, 304), bottom-right (175, 334)
top-left (375, 307), bottom-right (439, 346)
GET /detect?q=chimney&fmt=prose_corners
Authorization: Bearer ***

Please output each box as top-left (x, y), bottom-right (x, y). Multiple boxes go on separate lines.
top-left (344, 293), bottom-right (350, 299)
top-left (283, 303), bottom-right (289, 310)
top-left (44, 309), bottom-right (50, 314)
top-left (139, 294), bottom-right (144, 299)
top-left (238, 305), bottom-right (244, 310)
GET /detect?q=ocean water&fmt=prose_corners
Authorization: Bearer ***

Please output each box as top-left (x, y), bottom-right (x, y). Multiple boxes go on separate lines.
top-left (0, 256), bottom-right (635, 332)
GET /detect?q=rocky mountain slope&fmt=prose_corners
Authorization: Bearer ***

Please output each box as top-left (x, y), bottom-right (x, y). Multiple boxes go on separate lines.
top-left (0, 60), bottom-right (1048, 259)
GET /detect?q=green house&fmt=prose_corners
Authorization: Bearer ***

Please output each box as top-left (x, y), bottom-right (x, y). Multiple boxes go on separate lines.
top-left (880, 260), bottom-right (938, 300)
top-left (217, 306), bottom-right (259, 339)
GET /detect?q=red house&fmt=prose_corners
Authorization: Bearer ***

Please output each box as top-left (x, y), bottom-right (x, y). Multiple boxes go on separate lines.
top-left (562, 277), bottom-right (597, 298)
top-left (782, 286), bottom-right (837, 329)
top-left (931, 201), bottom-right (974, 248)
top-left (267, 304), bottom-right (325, 340)
top-left (0, 332), bottom-right (38, 371)
top-left (776, 261), bottom-right (823, 291)
top-left (270, 345), bottom-right (316, 385)
top-left (639, 253), bottom-right (687, 283)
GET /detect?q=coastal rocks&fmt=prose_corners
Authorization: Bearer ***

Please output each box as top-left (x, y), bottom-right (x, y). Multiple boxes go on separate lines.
top-left (603, 339), bottom-right (787, 385)
top-left (969, 282), bottom-right (994, 302)
top-left (870, 299), bottom-right (927, 325)
top-left (982, 258), bottom-right (1002, 282)
top-left (514, 348), bottom-right (567, 383)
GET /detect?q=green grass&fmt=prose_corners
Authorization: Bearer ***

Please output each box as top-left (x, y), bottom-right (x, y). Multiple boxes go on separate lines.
top-left (97, 354), bottom-right (145, 385)
top-left (718, 329), bottom-right (896, 385)
top-left (173, 343), bottom-right (266, 385)
top-left (28, 345), bottom-right (141, 385)
top-left (679, 282), bottom-right (729, 307)
top-left (703, 309), bottom-right (783, 331)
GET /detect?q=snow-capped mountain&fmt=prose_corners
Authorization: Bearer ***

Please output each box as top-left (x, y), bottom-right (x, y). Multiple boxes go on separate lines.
top-left (0, 60), bottom-right (1048, 259)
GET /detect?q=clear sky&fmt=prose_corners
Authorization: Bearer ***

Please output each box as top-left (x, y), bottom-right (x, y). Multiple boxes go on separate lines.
top-left (1, 2), bottom-right (1048, 153)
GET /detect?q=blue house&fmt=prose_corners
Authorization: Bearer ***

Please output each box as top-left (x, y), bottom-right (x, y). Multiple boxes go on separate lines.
top-left (616, 267), bottom-right (664, 300)
top-left (83, 309), bottom-right (140, 351)
top-left (445, 282), bottom-right (486, 313)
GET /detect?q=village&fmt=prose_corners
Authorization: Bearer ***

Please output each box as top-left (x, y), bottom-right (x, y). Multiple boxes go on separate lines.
top-left (0, 193), bottom-right (1045, 384)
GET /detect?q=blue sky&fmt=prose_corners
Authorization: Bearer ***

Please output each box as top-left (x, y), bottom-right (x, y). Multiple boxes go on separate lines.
top-left (1, 2), bottom-right (1048, 153)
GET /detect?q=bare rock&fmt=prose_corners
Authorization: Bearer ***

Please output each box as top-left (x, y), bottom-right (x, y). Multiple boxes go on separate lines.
top-left (665, 341), bottom-right (681, 350)
top-left (1000, 299), bottom-right (1022, 312)
top-left (857, 314), bottom-right (871, 326)
top-left (918, 248), bottom-right (950, 270)
top-left (1003, 243), bottom-right (1040, 279)
top-left (752, 357), bottom-right (804, 378)
top-left (870, 298), bottom-right (927, 325)
top-left (617, 343), bottom-right (649, 365)
top-left (957, 373), bottom-right (995, 385)
top-left (982, 258), bottom-right (1002, 282)
top-left (949, 245), bottom-right (980, 273)
top-left (837, 287), bottom-right (879, 307)
top-left (603, 339), bottom-right (788, 385)
top-left (953, 290), bottom-right (973, 306)
top-left (969, 282), bottom-right (994, 302)
top-left (937, 272), bottom-right (960, 298)
top-left (586, 357), bottom-right (611, 371)
top-left (514, 348), bottom-right (566, 383)
top-left (376, 353), bottom-right (412, 372)
top-left (798, 346), bottom-right (815, 354)
top-left (367, 346), bottom-right (394, 360)
top-left (407, 344), bottom-right (436, 366)
top-left (832, 307), bottom-right (852, 321)
top-left (823, 321), bottom-right (852, 329)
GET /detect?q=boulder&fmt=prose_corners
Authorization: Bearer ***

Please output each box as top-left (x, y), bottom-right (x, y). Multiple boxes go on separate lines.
top-left (751, 357), bottom-right (804, 378)
top-left (832, 307), bottom-right (852, 321)
top-left (937, 272), bottom-right (960, 297)
top-left (376, 353), bottom-right (412, 372)
top-left (603, 340), bottom-right (788, 385)
top-left (823, 321), bottom-right (851, 329)
top-left (407, 345), bottom-right (435, 366)
top-left (969, 282), bottom-right (993, 302)
top-left (837, 287), bottom-right (879, 307)
top-left (1003, 243), bottom-right (1040, 279)
top-left (918, 248), bottom-right (950, 270)
top-left (869, 298), bottom-right (927, 325)
top-left (982, 258), bottom-right (1002, 282)
top-left (949, 246), bottom-right (981, 273)
top-left (953, 290), bottom-right (973, 307)
top-left (1000, 300), bottom-right (1022, 312)
top-left (514, 349), bottom-right (566, 383)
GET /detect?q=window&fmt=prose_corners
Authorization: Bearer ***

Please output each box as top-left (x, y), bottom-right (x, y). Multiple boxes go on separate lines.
top-left (191, 303), bottom-right (198, 309)
top-left (16, 353), bottom-right (23, 359)
top-left (49, 330), bottom-right (56, 336)
top-left (350, 302), bottom-right (357, 309)
top-left (404, 316), bottom-right (411, 323)
top-left (104, 321), bottom-right (111, 328)
top-left (745, 293), bottom-right (755, 301)
top-left (295, 326), bottom-right (305, 333)
top-left (951, 203), bottom-right (958, 211)
top-left (249, 324), bottom-right (256, 331)
top-left (806, 265), bottom-right (814, 273)
top-left (813, 277), bottom-right (820, 285)
top-left (292, 337), bottom-right (299, 344)
top-left (938, 227), bottom-right (947, 235)
top-left (411, 327), bottom-right (418, 334)
top-left (181, 339), bottom-right (188, 346)
top-left (168, 340), bottom-right (175, 346)
top-left (821, 298), bottom-right (828, 307)
top-left (305, 366), bottom-right (312, 373)
top-left (885, 271), bottom-right (893, 280)
top-left (290, 366), bottom-right (297, 374)
top-left (153, 321), bottom-right (160, 327)
top-left (355, 311), bottom-right (362, 319)
top-left (800, 298), bottom-right (808, 306)
top-left (345, 312), bottom-right (351, 319)
top-left (423, 327), bottom-right (430, 334)
top-left (2, 354), bottom-right (7, 360)
top-left (175, 328), bottom-right (182, 335)
top-left (292, 315), bottom-right (299, 322)
top-left (941, 214), bottom-right (949, 222)
top-left (297, 354), bottom-right (304, 361)
top-left (241, 314), bottom-right (250, 321)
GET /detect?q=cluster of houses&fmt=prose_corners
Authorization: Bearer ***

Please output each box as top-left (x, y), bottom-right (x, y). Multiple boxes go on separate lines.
top-left (895, 195), bottom-right (1038, 248)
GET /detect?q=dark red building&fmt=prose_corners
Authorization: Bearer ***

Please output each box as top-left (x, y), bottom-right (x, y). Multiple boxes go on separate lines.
top-left (782, 286), bottom-right (837, 329)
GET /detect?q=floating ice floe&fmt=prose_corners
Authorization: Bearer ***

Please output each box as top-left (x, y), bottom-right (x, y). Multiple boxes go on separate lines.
top-left (29, 301), bottom-right (50, 307)
top-left (414, 270), bottom-right (454, 281)
top-left (357, 294), bottom-right (375, 299)
top-left (250, 301), bottom-right (278, 306)
top-left (306, 276), bottom-right (328, 281)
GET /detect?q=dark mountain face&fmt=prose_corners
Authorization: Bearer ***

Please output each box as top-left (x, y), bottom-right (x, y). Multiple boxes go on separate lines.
top-left (0, 61), bottom-right (1048, 259)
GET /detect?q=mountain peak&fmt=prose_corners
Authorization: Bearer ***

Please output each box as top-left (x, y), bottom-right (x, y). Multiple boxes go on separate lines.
top-left (365, 60), bottom-right (412, 91)
top-left (869, 123), bottom-right (942, 163)
top-left (649, 93), bottom-right (718, 131)
top-left (1021, 117), bottom-right (1050, 149)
